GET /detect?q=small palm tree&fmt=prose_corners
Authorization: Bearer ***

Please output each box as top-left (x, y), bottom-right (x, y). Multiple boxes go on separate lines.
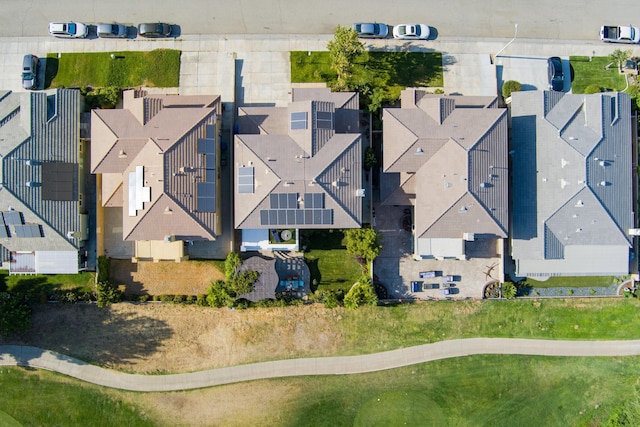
top-left (609, 49), bottom-right (632, 72)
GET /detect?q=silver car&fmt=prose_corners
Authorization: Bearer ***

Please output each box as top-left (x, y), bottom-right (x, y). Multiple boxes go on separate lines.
top-left (48, 22), bottom-right (88, 38)
top-left (393, 24), bottom-right (431, 40)
top-left (22, 54), bottom-right (39, 90)
top-left (353, 22), bottom-right (389, 38)
top-left (97, 23), bottom-right (127, 38)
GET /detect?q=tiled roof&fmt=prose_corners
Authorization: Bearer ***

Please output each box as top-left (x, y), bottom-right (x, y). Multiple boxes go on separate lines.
top-left (382, 89), bottom-right (508, 240)
top-left (510, 91), bottom-right (633, 276)
top-left (0, 89), bottom-right (82, 252)
top-left (234, 88), bottom-right (363, 229)
top-left (91, 90), bottom-right (222, 241)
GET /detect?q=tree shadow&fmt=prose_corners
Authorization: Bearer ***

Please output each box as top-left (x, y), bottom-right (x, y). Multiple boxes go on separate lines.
top-left (43, 57), bottom-right (59, 89)
top-left (3, 304), bottom-right (174, 369)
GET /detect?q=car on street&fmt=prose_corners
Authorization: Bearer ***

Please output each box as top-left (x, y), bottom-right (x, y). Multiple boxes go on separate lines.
top-left (352, 22), bottom-right (389, 38)
top-left (547, 56), bottom-right (564, 91)
top-left (138, 22), bottom-right (172, 38)
top-left (393, 24), bottom-right (430, 40)
top-left (600, 25), bottom-right (640, 43)
top-left (21, 54), bottom-right (39, 90)
top-left (97, 23), bottom-right (127, 38)
top-left (48, 22), bottom-right (88, 38)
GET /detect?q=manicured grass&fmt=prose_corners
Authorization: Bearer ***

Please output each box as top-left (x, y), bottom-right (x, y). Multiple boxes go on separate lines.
top-left (336, 299), bottom-right (640, 354)
top-left (569, 56), bottom-right (627, 93)
top-left (3, 355), bottom-right (637, 426)
top-left (302, 230), bottom-right (363, 291)
top-left (45, 49), bottom-right (181, 88)
top-left (0, 368), bottom-right (153, 426)
top-left (524, 275), bottom-right (616, 288)
top-left (291, 51), bottom-right (444, 100)
top-left (0, 270), bottom-right (95, 293)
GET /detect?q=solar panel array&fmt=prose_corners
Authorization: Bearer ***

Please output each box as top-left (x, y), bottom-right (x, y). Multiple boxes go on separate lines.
top-left (290, 111), bottom-right (308, 130)
top-left (260, 208), bottom-right (333, 226)
top-left (197, 182), bottom-right (216, 212)
top-left (270, 193), bottom-right (298, 209)
top-left (2, 211), bottom-right (22, 225)
top-left (14, 224), bottom-right (42, 238)
top-left (316, 111), bottom-right (333, 130)
top-left (238, 167), bottom-right (254, 194)
top-left (304, 192), bottom-right (324, 209)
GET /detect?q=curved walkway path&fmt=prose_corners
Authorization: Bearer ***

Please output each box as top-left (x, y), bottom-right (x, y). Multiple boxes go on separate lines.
top-left (2, 339), bottom-right (640, 392)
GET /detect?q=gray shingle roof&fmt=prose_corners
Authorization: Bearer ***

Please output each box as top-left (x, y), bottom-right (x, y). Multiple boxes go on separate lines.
top-left (510, 91), bottom-right (633, 277)
top-left (0, 89), bottom-right (82, 253)
top-left (234, 88), bottom-right (363, 229)
top-left (382, 90), bottom-right (508, 240)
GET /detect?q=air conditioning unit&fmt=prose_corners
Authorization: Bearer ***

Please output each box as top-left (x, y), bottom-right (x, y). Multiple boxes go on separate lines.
top-left (164, 235), bottom-right (175, 243)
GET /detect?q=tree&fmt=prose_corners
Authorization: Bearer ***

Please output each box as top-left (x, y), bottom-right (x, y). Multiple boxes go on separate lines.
top-left (363, 146), bottom-right (378, 171)
top-left (344, 227), bottom-right (382, 266)
top-left (224, 252), bottom-right (242, 281)
top-left (95, 282), bottom-right (122, 307)
top-left (207, 280), bottom-right (234, 308)
top-left (231, 270), bottom-right (260, 295)
top-left (584, 84), bottom-right (603, 94)
top-left (609, 49), bottom-right (632, 71)
top-left (0, 292), bottom-right (31, 337)
top-left (502, 282), bottom-right (517, 299)
top-left (344, 276), bottom-right (378, 310)
top-left (501, 80), bottom-right (522, 98)
top-left (327, 26), bottom-right (365, 91)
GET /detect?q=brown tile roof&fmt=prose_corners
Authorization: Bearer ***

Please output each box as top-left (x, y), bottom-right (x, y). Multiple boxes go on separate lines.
top-left (91, 90), bottom-right (222, 241)
top-left (382, 90), bottom-right (508, 239)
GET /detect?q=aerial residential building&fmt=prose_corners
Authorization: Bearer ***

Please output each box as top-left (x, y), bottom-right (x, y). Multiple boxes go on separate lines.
top-left (91, 90), bottom-right (223, 262)
top-left (381, 89), bottom-right (509, 260)
top-left (234, 87), bottom-right (364, 251)
top-left (0, 89), bottom-right (88, 274)
top-left (510, 91), bottom-right (634, 278)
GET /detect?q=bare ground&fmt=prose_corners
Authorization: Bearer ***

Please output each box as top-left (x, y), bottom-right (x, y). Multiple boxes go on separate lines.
top-left (109, 259), bottom-right (225, 295)
top-left (2, 303), bottom-right (344, 374)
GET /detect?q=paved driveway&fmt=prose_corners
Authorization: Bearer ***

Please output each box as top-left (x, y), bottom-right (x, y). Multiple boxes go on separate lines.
top-left (496, 55), bottom-right (572, 94)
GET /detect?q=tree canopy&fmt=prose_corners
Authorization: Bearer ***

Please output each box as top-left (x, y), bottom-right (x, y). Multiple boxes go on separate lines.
top-left (345, 227), bottom-right (382, 266)
top-left (327, 26), bottom-right (365, 91)
top-left (344, 276), bottom-right (378, 310)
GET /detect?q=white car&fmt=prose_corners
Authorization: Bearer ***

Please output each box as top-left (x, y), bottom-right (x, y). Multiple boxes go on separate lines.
top-left (48, 22), bottom-right (88, 38)
top-left (393, 24), bottom-right (430, 40)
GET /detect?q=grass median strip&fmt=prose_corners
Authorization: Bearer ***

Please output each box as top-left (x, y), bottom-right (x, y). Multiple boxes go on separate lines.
top-left (45, 49), bottom-right (181, 88)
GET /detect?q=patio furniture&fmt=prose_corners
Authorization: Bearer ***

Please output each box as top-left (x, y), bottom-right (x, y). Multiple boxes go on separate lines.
top-left (419, 271), bottom-right (436, 279)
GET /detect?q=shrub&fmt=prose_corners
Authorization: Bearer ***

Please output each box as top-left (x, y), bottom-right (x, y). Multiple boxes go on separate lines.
top-left (172, 295), bottom-right (186, 304)
top-left (0, 292), bottom-right (32, 337)
top-left (196, 294), bottom-right (209, 307)
top-left (502, 282), bottom-right (517, 299)
top-left (82, 86), bottom-right (121, 109)
top-left (185, 295), bottom-right (196, 304)
top-left (160, 294), bottom-right (174, 303)
top-left (434, 88), bottom-right (445, 94)
top-left (567, 289), bottom-right (574, 296)
top-left (344, 276), bottom-right (378, 310)
top-left (590, 288), bottom-right (596, 296)
top-left (139, 294), bottom-right (150, 302)
top-left (501, 80), bottom-right (522, 98)
top-left (207, 280), bottom-right (234, 308)
top-left (224, 252), bottom-right (242, 281)
top-left (583, 84), bottom-right (603, 94)
top-left (95, 282), bottom-right (122, 308)
top-left (97, 256), bottom-right (110, 283)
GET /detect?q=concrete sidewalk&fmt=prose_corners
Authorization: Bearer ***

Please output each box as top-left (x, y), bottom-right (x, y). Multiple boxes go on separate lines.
top-left (2, 338), bottom-right (640, 392)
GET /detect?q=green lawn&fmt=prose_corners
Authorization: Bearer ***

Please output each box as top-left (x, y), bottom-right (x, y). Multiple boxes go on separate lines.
top-left (302, 230), bottom-right (363, 291)
top-left (569, 56), bottom-right (627, 93)
top-left (45, 49), bottom-right (181, 88)
top-left (2, 355), bottom-right (637, 426)
top-left (0, 270), bottom-right (95, 294)
top-left (0, 369), bottom-right (153, 426)
top-left (291, 51), bottom-right (443, 104)
top-left (524, 275), bottom-right (617, 288)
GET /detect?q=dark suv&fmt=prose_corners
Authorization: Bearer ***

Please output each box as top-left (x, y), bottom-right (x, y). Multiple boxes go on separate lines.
top-left (138, 23), bottom-right (172, 38)
top-left (22, 54), bottom-right (39, 90)
top-left (547, 57), bottom-right (564, 91)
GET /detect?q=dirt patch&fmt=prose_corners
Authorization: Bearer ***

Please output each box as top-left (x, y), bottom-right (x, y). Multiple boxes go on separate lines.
top-left (2, 303), bottom-right (344, 374)
top-left (109, 259), bottom-right (225, 295)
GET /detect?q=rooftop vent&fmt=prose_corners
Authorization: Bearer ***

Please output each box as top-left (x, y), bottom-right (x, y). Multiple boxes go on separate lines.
top-left (575, 200), bottom-right (584, 207)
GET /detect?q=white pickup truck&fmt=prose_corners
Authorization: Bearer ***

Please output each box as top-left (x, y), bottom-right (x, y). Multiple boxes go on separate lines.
top-left (600, 25), bottom-right (640, 43)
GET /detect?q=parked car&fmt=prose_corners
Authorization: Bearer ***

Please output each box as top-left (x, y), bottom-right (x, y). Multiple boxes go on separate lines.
top-left (352, 22), bottom-right (389, 38)
top-left (21, 54), bottom-right (39, 90)
top-left (97, 23), bottom-right (127, 38)
top-left (600, 25), bottom-right (640, 43)
top-left (138, 23), bottom-right (172, 38)
top-left (547, 56), bottom-right (564, 91)
top-left (393, 24), bottom-right (430, 40)
top-left (48, 22), bottom-right (88, 38)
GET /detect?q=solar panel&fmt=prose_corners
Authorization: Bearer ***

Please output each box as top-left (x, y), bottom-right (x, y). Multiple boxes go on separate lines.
top-left (316, 111), bottom-right (333, 129)
top-left (278, 209), bottom-right (287, 225)
top-left (288, 193), bottom-right (297, 209)
top-left (304, 209), bottom-right (313, 225)
top-left (314, 193), bottom-right (324, 208)
top-left (3, 212), bottom-right (22, 225)
top-left (260, 210), bottom-right (269, 225)
top-left (270, 193), bottom-right (279, 209)
top-left (206, 168), bottom-right (216, 182)
top-left (238, 167), bottom-right (254, 194)
top-left (206, 124), bottom-right (216, 138)
top-left (322, 209), bottom-right (333, 225)
top-left (198, 138), bottom-right (216, 154)
top-left (313, 209), bottom-right (322, 224)
top-left (290, 112), bottom-right (308, 130)
top-left (287, 209), bottom-right (296, 224)
top-left (279, 193), bottom-right (288, 209)
top-left (269, 210), bottom-right (278, 225)
top-left (317, 111), bottom-right (332, 121)
top-left (14, 224), bottom-right (42, 238)
top-left (296, 209), bottom-right (304, 225)
top-left (0, 225), bottom-right (8, 238)
top-left (197, 182), bottom-right (216, 212)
